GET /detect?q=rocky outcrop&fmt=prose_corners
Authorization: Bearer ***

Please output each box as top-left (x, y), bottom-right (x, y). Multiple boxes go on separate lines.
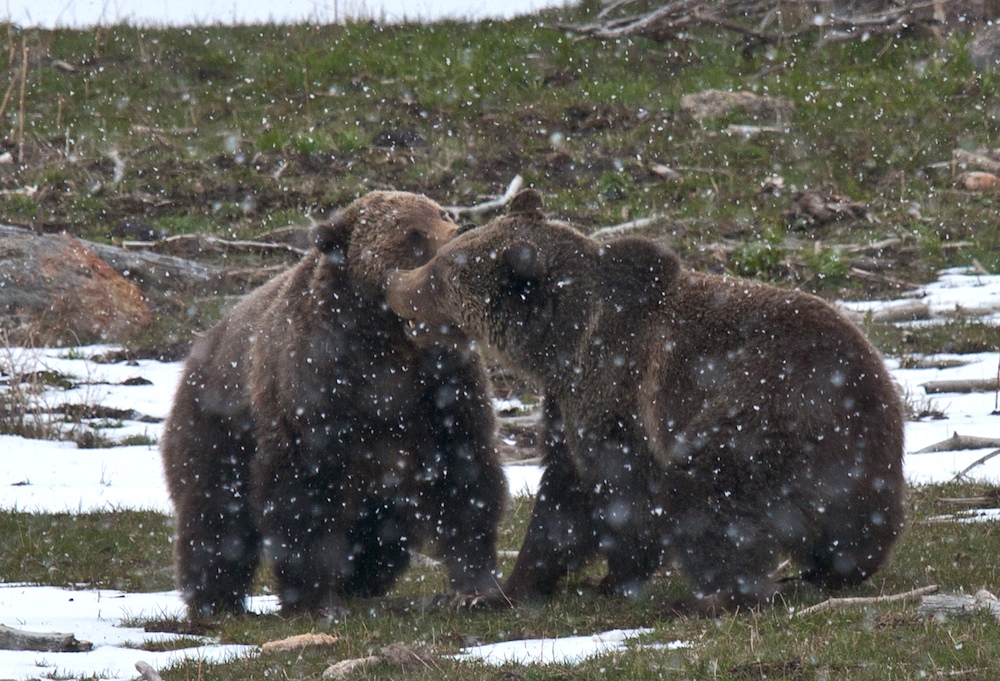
top-left (1, 228), bottom-right (151, 345)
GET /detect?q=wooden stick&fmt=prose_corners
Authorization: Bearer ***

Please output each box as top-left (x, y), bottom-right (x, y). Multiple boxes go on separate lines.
top-left (444, 175), bottom-right (523, 217)
top-left (796, 584), bottom-right (939, 617)
top-left (847, 267), bottom-right (921, 291)
top-left (0, 623), bottom-right (93, 652)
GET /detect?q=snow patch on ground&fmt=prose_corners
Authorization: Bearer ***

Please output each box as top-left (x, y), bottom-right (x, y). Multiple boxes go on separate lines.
top-left (3, 268), bottom-right (1000, 679)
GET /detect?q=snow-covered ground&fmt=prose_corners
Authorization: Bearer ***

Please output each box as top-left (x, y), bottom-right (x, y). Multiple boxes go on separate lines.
top-left (1, 267), bottom-right (999, 680)
top-left (2, 0), bottom-right (571, 28)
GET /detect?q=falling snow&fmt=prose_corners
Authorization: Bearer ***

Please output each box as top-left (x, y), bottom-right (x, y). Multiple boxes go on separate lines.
top-left (2, 268), bottom-right (1000, 679)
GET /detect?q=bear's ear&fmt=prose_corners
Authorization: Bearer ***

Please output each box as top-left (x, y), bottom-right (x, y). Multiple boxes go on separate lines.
top-left (598, 237), bottom-right (680, 300)
top-left (312, 211), bottom-right (354, 264)
top-left (507, 189), bottom-right (544, 217)
top-left (502, 240), bottom-right (544, 282)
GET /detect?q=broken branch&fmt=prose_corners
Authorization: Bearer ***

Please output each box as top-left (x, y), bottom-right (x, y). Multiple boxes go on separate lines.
top-left (953, 448), bottom-right (1000, 481)
top-left (917, 589), bottom-right (1000, 623)
top-left (795, 584), bottom-right (939, 617)
top-left (444, 175), bottom-right (524, 217)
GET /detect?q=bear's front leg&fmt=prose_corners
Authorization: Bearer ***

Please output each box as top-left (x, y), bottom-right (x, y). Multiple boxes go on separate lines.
top-left (504, 398), bottom-right (600, 602)
top-left (576, 421), bottom-right (664, 598)
top-left (251, 436), bottom-right (358, 617)
top-left (421, 347), bottom-right (507, 602)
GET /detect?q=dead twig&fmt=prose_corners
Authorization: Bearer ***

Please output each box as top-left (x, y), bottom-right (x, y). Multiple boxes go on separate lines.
top-left (796, 584), bottom-right (939, 617)
top-left (444, 175), bottom-right (524, 217)
top-left (122, 234), bottom-right (308, 258)
top-left (847, 267), bottom-right (921, 291)
top-left (953, 449), bottom-right (1000, 482)
top-left (591, 215), bottom-right (664, 238)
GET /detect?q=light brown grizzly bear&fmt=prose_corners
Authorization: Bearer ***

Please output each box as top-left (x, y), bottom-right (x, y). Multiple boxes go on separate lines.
top-left (160, 191), bottom-right (507, 617)
top-left (384, 189), bottom-right (905, 614)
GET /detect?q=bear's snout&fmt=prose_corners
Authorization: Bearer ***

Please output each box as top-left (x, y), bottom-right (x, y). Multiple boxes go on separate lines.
top-left (384, 267), bottom-right (439, 322)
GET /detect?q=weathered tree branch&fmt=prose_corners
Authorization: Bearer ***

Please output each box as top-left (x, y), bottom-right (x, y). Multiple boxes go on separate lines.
top-left (444, 175), bottom-right (524, 217)
top-left (121, 234), bottom-right (308, 258)
top-left (557, 0), bottom-right (952, 46)
top-left (917, 589), bottom-right (1000, 622)
top-left (916, 433), bottom-right (1000, 453)
top-left (795, 584), bottom-right (939, 617)
top-left (921, 378), bottom-right (1000, 394)
top-left (954, 449), bottom-right (1000, 481)
top-left (0, 623), bottom-right (92, 652)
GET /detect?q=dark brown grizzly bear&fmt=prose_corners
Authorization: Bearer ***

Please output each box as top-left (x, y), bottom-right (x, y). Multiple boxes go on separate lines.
top-left (384, 189), bottom-right (905, 613)
top-left (160, 191), bottom-right (507, 617)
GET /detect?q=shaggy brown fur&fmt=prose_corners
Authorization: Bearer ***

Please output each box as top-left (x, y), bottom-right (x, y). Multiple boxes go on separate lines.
top-left (161, 191), bottom-right (506, 617)
top-left (384, 190), bottom-right (905, 613)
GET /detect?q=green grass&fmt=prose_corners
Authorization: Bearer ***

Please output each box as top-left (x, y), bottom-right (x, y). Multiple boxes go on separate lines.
top-left (4, 487), bottom-right (1000, 679)
top-left (1, 10), bottom-right (997, 344)
top-left (2, 7), bottom-right (1000, 679)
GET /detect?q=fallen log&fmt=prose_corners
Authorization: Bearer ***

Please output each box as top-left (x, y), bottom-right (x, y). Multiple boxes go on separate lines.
top-left (915, 433), bottom-right (1000, 453)
top-left (0, 623), bottom-right (93, 652)
top-left (921, 378), bottom-right (1000, 394)
top-left (918, 590), bottom-right (1000, 623)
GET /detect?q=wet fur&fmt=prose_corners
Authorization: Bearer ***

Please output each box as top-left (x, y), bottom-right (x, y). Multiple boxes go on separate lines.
top-left (384, 190), bottom-right (905, 613)
top-left (161, 191), bottom-right (507, 616)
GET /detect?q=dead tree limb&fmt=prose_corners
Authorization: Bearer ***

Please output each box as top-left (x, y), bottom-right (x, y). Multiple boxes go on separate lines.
top-left (953, 449), bottom-right (1000, 481)
top-left (591, 215), bottom-right (664, 238)
top-left (0, 623), bottom-right (93, 652)
top-left (444, 175), bottom-right (523, 217)
top-left (122, 234), bottom-right (307, 258)
top-left (558, 0), bottom-right (952, 46)
top-left (916, 433), bottom-right (1000, 453)
top-left (847, 267), bottom-right (922, 291)
top-left (921, 378), bottom-right (1000, 394)
top-left (795, 584), bottom-right (939, 617)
